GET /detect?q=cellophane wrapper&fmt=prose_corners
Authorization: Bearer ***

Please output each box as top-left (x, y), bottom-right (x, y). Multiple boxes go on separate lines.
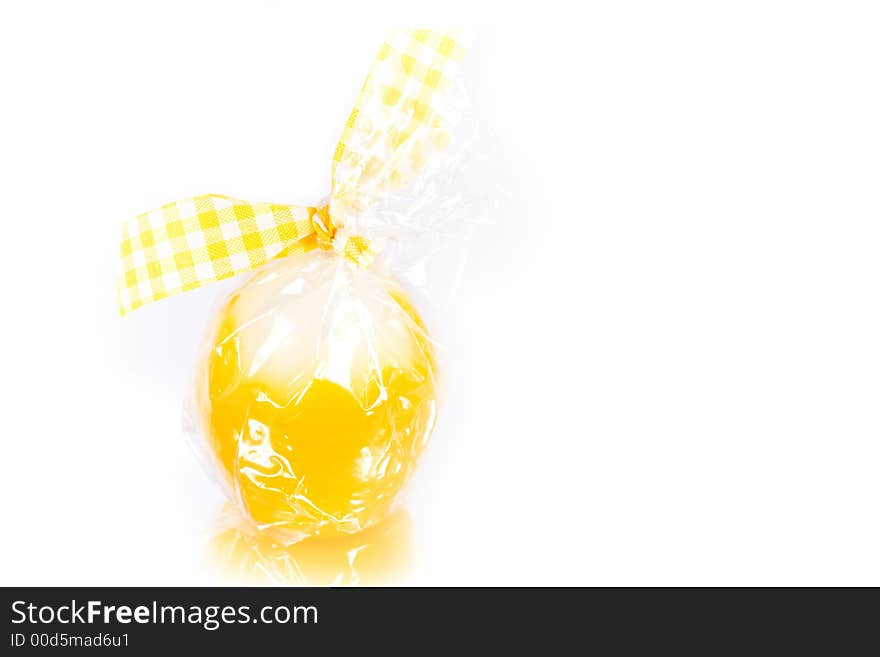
top-left (184, 66), bottom-right (492, 549)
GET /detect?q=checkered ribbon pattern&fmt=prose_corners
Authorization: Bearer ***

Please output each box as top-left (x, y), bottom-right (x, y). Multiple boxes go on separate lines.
top-left (118, 30), bottom-right (464, 316)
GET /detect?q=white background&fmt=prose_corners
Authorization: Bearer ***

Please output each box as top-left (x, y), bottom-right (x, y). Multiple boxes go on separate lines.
top-left (1, 1), bottom-right (879, 586)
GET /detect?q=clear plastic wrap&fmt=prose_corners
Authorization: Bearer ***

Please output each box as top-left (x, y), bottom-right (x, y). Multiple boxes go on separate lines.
top-left (157, 31), bottom-right (490, 565)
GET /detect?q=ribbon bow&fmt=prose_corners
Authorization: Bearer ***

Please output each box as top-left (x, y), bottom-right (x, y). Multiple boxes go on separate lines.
top-left (118, 30), bottom-right (463, 316)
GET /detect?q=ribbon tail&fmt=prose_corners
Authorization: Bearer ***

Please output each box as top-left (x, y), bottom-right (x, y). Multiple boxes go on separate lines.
top-left (118, 194), bottom-right (317, 316)
top-left (330, 30), bottom-right (464, 223)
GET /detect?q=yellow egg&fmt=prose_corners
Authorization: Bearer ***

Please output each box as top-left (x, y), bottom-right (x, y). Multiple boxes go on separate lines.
top-left (194, 251), bottom-right (437, 542)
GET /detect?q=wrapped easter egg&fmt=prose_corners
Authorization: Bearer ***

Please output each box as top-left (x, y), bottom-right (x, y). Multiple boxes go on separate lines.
top-left (118, 30), bottom-right (471, 546)
top-left (194, 251), bottom-right (437, 540)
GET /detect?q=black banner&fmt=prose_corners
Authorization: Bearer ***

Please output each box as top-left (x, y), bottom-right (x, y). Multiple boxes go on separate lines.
top-left (1, 587), bottom-right (874, 652)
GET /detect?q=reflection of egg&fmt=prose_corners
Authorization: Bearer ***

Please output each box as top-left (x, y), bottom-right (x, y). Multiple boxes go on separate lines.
top-left (194, 251), bottom-right (437, 542)
top-left (208, 507), bottom-right (413, 585)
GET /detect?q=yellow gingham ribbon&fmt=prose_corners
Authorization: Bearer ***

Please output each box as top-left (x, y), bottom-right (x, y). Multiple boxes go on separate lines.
top-left (118, 29), bottom-right (464, 316)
